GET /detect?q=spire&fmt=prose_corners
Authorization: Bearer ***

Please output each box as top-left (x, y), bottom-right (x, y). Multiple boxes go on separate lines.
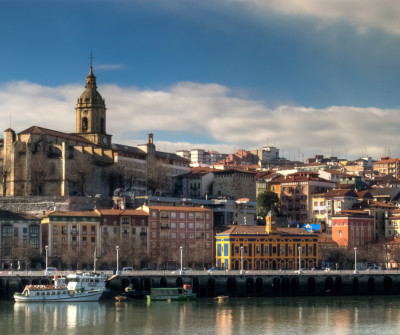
top-left (86, 53), bottom-right (97, 90)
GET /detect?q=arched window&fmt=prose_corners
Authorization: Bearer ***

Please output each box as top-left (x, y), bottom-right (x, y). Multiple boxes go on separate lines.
top-left (82, 117), bottom-right (88, 132)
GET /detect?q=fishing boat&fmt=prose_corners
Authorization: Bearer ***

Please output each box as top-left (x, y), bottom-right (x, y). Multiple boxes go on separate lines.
top-left (14, 272), bottom-right (106, 302)
top-left (146, 284), bottom-right (196, 301)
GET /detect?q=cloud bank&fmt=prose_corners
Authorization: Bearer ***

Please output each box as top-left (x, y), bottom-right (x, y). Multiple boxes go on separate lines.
top-left (0, 80), bottom-right (396, 161)
top-left (229, 0), bottom-right (400, 35)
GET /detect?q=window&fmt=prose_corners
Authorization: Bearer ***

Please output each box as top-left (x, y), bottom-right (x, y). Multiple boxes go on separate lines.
top-left (171, 232), bottom-right (176, 238)
top-left (82, 226), bottom-right (87, 235)
top-left (180, 213), bottom-right (185, 219)
top-left (62, 226), bottom-right (66, 235)
top-left (189, 233), bottom-right (194, 238)
top-left (171, 222), bottom-right (176, 229)
top-left (171, 212), bottom-right (176, 219)
top-left (113, 227), bottom-right (118, 234)
top-left (82, 237), bottom-right (87, 245)
top-left (152, 211), bottom-right (157, 218)
top-left (152, 222), bottom-right (157, 228)
top-left (196, 213), bottom-right (204, 220)
top-left (188, 222), bottom-right (194, 229)
top-left (339, 230), bottom-right (342, 237)
top-left (188, 213), bottom-right (194, 219)
top-left (122, 217), bottom-right (129, 225)
top-left (14, 227), bottom-right (18, 237)
top-left (180, 222), bottom-right (185, 229)
top-left (91, 226), bottom-right (95, 235)
top-left (180, 233), bottom-right (185, 239)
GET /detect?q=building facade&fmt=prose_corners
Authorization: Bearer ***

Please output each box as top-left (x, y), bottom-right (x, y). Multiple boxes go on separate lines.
top-left (95, 209), bottom-right (149, 269)
top-left (139, 205), bottom-right (214, 269)
top-left (331, 211), bottom-right (375, 248)
top-left (42, 211), bottom-right (101, 269)
top-left (0, 210), bottom-right (41, 270)
top-left (274, 172), bottom-right (335, 224)
top-left (215, 214), bottom-right (318, 270)
top-left (212, 169), bottom-right (256, 201)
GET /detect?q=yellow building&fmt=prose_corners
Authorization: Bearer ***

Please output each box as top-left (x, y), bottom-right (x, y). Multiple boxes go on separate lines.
top-left (42, 211), bottom-right (101, 268)
top-left (215, 214), bottom-right (318, 270)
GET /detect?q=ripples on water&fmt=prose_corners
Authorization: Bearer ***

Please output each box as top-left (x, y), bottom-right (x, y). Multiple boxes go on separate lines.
top-left (1, 296), bottom-right (400, 335)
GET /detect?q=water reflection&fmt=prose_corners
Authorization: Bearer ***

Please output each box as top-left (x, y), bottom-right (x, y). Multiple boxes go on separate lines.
top-left (3, 297), bottom-right (400, 334)
top-left (13, 302), bottom-right (106, 334)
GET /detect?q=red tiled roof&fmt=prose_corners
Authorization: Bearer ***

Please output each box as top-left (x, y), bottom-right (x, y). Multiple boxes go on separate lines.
top-left (19, 126), bottom-right (93, 144)
top-left (322, 189), bottom-right (358, 198)
top-left (217, 225), bottom-right (316, 236)
top-left (141, 205), bottom-right (211, 212)
top-left (96, 209), bottom-right (148, 216)
top-left (47, 211), bottom-right (100, 217)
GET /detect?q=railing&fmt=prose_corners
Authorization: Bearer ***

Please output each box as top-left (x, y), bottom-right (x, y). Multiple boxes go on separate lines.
top-left (2, 268), bottom-right (400, 278)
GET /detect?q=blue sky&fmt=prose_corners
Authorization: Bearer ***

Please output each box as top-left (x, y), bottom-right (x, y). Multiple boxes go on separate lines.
top-left (1, 0), bottom-right (400, 160)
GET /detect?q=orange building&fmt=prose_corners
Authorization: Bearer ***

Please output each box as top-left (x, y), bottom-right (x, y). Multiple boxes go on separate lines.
top-left (331, 211), bottom-right (375, 248)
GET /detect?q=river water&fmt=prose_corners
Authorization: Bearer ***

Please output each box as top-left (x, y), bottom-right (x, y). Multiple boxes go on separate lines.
top-left (1, 296), bottom-right (399, 335)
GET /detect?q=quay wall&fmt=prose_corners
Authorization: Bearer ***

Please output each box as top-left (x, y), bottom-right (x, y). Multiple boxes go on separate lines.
top-left (2, 271), bottom-right (400, 300)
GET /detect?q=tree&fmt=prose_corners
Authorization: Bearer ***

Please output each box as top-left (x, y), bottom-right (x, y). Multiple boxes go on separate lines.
top-left (0, 161), bottom-right (11, 196)
top-left (146, 157), bottom-right (169, 195)
top-left (257, 190), bottom-right (280, 218)
top-left (70, 155), bottom-right (93, 195)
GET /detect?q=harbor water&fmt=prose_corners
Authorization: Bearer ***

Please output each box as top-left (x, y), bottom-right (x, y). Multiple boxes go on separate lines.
top-left (1, 296), bottom-right (399, 334)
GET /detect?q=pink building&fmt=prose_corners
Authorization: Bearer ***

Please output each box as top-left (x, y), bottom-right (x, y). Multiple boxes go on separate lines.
top-left (139, 205), bottom-right (214, 269)
top-left (331, 211), bottom-right (375, 248)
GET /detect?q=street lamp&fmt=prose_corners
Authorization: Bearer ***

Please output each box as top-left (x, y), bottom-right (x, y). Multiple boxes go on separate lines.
top-left (180, 246), bottom-right (184, 275)
top-left (354, 247), bottom-right (358, 275)
top-left (240, 246), bottom-right (244, 275)
top-left (116, 246), bottom-right (120, 274)
top-left (298, 246), bottom-right (303, 275)
top-left (45, 245), bottom-right (48, 270)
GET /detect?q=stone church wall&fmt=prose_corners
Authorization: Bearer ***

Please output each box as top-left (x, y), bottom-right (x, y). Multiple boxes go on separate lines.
top-left (0, 196), bottom-right (112, 217)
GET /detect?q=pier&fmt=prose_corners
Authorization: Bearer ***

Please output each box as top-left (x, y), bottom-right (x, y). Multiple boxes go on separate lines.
top-left (2, 270), bottom-right (400, 299)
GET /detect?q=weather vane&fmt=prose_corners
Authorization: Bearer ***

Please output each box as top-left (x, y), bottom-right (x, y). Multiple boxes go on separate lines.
top-left (89, 52), bottom-right (94, 67)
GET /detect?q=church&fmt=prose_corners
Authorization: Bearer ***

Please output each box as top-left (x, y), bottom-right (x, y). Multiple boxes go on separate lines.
top-left (0, 65), bottom-right (189, 199)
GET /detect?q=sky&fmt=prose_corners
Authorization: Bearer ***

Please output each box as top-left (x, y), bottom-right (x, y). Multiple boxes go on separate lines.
top-left (1, 0), bottom-right (400, 161)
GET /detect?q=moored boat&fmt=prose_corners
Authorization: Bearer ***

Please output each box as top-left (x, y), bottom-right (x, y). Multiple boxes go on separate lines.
top-left (14, 272), bottom-right (106, 302)
top-left (146, 284), bottom-right (196, 301)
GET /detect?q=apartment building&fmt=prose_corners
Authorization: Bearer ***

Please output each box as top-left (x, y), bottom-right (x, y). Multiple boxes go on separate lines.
top-left (139, 205), bottom-right (214, 269)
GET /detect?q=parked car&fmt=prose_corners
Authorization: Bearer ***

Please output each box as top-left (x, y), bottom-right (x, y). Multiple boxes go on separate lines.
top-left (44, 267), bottom-right (57, 276)
top-left (208, 267), bottom-right (225, 273)
top-left (122, 267), bottom-right (133, 272)
top-left (171, 268), bottom-right (192, 274)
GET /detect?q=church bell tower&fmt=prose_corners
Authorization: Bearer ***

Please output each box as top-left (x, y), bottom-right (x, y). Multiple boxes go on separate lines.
top-left (75, 63), bottom-right (112, 148)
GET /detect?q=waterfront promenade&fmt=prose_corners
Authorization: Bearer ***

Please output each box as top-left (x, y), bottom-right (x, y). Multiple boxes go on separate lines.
top-left (2, 269), bottom-right (400, 299)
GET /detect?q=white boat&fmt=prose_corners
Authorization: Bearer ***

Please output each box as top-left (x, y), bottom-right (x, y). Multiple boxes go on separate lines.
top-left (14, 272), bottom-right (106, 302)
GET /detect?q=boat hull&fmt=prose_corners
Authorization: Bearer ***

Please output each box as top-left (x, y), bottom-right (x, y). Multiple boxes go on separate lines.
top-left (14, 290), bottom-right (104, 302)
top-left (146, 293), bottom-right (196, 301)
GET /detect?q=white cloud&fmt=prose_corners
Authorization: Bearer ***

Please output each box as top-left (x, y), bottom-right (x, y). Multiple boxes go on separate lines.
top-left (0, 80), bottom-right (397, 161)
top-left (227, 0), bottom-right (400, 35)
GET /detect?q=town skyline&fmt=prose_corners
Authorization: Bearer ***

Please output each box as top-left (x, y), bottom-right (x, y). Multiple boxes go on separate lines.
top-left (1, 1), bottom-right (400, 160)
